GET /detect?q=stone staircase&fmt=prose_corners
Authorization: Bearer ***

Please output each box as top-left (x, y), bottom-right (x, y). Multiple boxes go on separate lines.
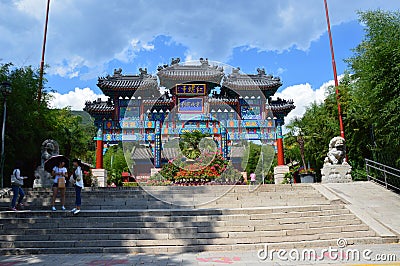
top-left (0, 184), bottom-right (394, 255)
top-left (1, 184), bottom-right (331, 210)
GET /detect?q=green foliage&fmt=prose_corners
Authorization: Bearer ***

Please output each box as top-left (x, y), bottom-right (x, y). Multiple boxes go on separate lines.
top-left (241, 142), bottom-right (275, 180)
top-left (144, 173), bottom-right (172, 186)
top-left (0, 63), bottom-right (96, 187)
top-left (103, 144), bottom-right (129, 186)
top-left (217, 162), bottom-right (244, 184)
top-left (172, 153), bottom-right (229, 183)
top-left (346, 10), bottom-right (400, 168)
top-left (282, 172), bottom-right (292, 184)
top-left (241, 142), bottom-right (260, 175)
top-left (152, 130), bottom-right (240, 185)
top-left (46, 108), bottom-right (96, 163)
top-left (158, 160), bottom-right (180, 181)
top-left (285, 10), bottom-right (400, 176)
top-left (179, 130), bottom-right (212, 159)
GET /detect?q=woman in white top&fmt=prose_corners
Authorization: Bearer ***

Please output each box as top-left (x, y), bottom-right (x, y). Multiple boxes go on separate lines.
top-left (51, 161), bottom-right (68, 211)
top-left (70, 159), bottom-right (84, 215)
top-left (10, 161), bottom-right (27, 211)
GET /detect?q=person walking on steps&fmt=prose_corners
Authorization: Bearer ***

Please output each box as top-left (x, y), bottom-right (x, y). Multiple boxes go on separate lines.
top-left (70, 159), bottom-right (84, 215)
top-left (10, 161), bottom-right (27, 211)
top-left (250, 172), bottom-right (256, 185)
top-left (51, 161), bottom-right (68, 211)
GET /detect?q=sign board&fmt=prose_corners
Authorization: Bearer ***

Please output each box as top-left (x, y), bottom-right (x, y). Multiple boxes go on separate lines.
top-left (177, 98), bottom-right (204, 113)
top-left (176, 84), bottom-right (206, 96)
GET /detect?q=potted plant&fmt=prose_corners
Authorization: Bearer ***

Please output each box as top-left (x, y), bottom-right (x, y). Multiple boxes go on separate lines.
top-left (282, 171), bottom-right (294, 184)
top-left (296, 133), bottom-right (315, 183)
top-left (299, 168), bottom-right (315, 183)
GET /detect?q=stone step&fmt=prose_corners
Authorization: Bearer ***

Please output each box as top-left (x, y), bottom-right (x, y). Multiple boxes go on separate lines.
top-left (0, 231), bottom-right (379, 250)
top-left (0, 184), bottom-right (389, 255)
top-left (0, 236), bottom-right (387, 255)
top-left (0, 186), bottom-right (319, 197)
top-left (0, 191), bottom-right (325, 200)
top-left (0, 204), bottom-right (347, 218)
top-left (0, 196), bottom-right (327, 205)
top-left (0, 185), bottom-right (328, 211)
top-left (0, 228), bottom-right (376, 248)
top-left (0, 209), bottom-right (354, 225)
top-left (2, 220), bottom-right (368, 234)
top-left (13, 184), bottom-right (315, 191)
top-left (0, 211), bottom-right (355, 230)
top-left (0, 207), bottom-right (350, 221)
top-left (0, 199), bottom-right (333, 211)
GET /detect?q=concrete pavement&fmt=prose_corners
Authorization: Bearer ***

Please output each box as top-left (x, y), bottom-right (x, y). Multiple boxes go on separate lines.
top-left (0, 243), bottom-right (399, 265)
top-left (321, 181), bottom-right (400, 238)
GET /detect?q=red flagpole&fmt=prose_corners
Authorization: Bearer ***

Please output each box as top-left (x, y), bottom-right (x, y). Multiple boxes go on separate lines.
top-left (38, 0), bottom-right (51, 106)
top-left (323, 0), bottom-right (345, 139)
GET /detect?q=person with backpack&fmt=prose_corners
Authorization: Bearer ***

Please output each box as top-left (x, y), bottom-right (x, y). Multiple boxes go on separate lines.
top-left (51, 160), bottom-right (68, 211)
top-left (69, 159), bottom-right (84, 215)
top-left (10, 161), bottom-right (27, 211)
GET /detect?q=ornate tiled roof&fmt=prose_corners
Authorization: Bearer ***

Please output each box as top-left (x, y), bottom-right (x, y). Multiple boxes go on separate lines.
top-left (84, 99), bottom-right (114, 115)
top-left (222, 68), bottom-right (282, 90)
top-left (97, 68), bottom-right (158, 97)
top-left (269, 98), bottom-right (295, 116)
top-left (157, 58), bottom-right (224, 88)
top-left (131, 146), bottom-right (153, 160)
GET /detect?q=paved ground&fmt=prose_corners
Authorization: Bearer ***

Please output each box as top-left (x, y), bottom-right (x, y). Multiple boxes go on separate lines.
top-left (0, 243), bottom-right (399, 265)
top-left (323, 182), bottom-right (400, 237)
top-left (1, 181), bottom-right (399, 265)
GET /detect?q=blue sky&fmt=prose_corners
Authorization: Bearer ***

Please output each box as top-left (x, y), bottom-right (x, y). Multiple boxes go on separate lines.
top-left (1, 0), bottom-right (399, 121)
top-left (47, 20), bottom-right (363, 93)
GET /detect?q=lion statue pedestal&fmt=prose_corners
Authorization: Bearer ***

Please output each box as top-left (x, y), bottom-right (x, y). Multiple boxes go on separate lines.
top-left (321, 137), bottom-right (352, 183)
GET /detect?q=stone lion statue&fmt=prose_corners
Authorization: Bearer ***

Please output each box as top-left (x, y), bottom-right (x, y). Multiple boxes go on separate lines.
top-left (34, 139), bottom-right (60, 188)
top-left (40, 139), bottom-right (60, 165)
top-left (324, 136), bottom-right (347, 165)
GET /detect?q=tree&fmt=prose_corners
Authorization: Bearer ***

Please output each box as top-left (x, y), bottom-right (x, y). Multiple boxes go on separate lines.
top-left (103, 144), bottom-right (128, 186)
top-left (0, 64), bottom-right (50, 187)
top-left (283, 73), bottom-right (353, 178)
top-left (0, 63), bottom-right (97, 187)
top-left (241, 141), bottom-right (275, 181)
top-left (46, 108), bottom-right (96, 163)
top-left (284, 10), bottom-right (400, 176)
top-left (346, 10), bottom-right (400, 168)
top-left (179, 130), bottom-right (212, 159)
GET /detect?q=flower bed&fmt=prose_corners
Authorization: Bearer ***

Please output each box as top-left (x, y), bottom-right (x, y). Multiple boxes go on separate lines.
top-left (152, 152), bottom-right (243, 185)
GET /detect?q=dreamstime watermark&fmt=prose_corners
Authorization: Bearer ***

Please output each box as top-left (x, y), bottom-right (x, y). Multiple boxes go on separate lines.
top-left (257, 238), bottom-right (397, 262)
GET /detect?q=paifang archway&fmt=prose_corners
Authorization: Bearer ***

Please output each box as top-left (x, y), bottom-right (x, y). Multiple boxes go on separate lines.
top-left (84, 58), bottom-right (295, 176)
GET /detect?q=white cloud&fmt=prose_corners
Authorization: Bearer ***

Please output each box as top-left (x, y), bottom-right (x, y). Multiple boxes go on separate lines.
top-left (49, 87), bottom-right (108, 111)
top-left (276, 67), bottom-right (286, 75)
top-left (50, 56), bottom-right (87, 78)
top-left (273, 75), bottom-right (343, 124)
top-left (15, 0), bottom-right (47, 20)
top-left (2, 0), bottom-right (399, 78)
top-left (142, 43), bottom-right (155, 51)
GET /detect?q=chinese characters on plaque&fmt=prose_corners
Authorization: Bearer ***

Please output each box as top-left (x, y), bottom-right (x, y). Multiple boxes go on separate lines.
top-left (176, 84), bottom-right (206, 95)
top-left (178, 98), bottom-right (204, 113)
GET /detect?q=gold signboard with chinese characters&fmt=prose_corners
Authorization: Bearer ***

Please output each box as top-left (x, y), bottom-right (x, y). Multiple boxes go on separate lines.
top-left (176, 84), bottom-right (206, 96)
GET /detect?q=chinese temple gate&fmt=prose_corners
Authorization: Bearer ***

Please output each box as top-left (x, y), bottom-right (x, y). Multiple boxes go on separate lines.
top-left (84, 58), bottom-right (295, 175)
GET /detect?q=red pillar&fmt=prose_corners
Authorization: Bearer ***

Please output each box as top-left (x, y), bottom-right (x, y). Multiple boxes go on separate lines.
top-left (277, 138), bottom-right (285, 166)
top-left (95, 128), bottom-right (103, 169)
top-left (276, 120), bottom-right (285, 166)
